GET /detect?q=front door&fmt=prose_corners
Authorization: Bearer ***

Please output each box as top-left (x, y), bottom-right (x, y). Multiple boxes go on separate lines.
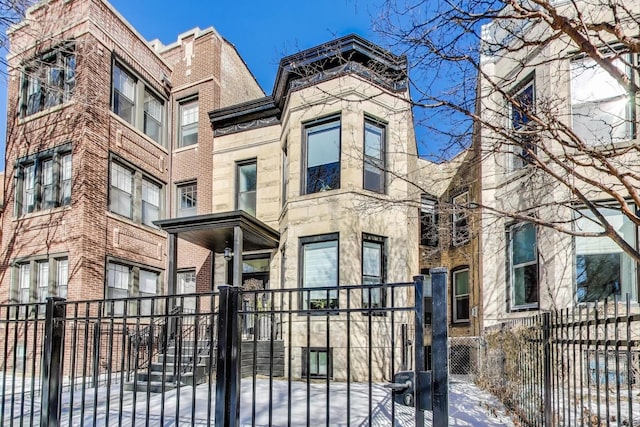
top-left (241, 256), bottom-right (270, 338)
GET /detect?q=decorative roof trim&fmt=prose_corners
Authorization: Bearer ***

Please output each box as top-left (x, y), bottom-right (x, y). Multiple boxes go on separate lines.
top-left (208, 34), bottom-right (408, 134)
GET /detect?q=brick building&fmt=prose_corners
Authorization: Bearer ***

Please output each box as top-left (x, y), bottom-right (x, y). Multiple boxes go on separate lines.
top-left (0, 0), bottom-right (262, 306)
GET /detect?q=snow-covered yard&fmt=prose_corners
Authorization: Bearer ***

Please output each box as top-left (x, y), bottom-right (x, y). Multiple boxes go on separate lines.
top-left (2, 376), bottom-right (515, 426)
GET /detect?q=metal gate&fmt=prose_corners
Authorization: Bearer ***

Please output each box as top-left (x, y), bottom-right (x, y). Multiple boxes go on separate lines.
top-left (0, 272), bottom-right (448, 426)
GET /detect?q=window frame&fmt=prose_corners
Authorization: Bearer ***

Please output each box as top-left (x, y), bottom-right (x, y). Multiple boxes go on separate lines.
top-left (236, 159), bottom-right (257, 216)
top-left (302, 115), bottom-right (341, 195)
top-left (108, 155), bottom-right (165, 227)
top-left (508, 222), bottom-right (539, 311)
top-left (299, 233), bottom-right (339, 311)
top-left (362, 233), bottom-right (387, 310)
top-left (178, 98), bottom-right (199, 148)
top-left (301, 347), bottom-right (333, 379)
top-left (452, 267), bottom-right (470, 323)
top-left (176, 181), bottom-right (197, 218)
top-left (105, 258), bottom-right (162, 316)
top-left (574, 205), bottom-right (638, 303)
top-left (570, 53), bottom-right (635, 146)
top-left (452, 191), bottom-right (470, 246)
top-left (509, 75), bottom-right (536, 171)
top-left (12, 255), bottom-right (69, 308)
top-left (111, 59), bottom-right (167, 147)
top-left (15, 143), bottom-right (72, 216)
top-left (20, 42), bottom-right (76, 117)
top-left (420, 194), bottom-right (439, 247)
top-left (363, 117), bottom-right (386, 193)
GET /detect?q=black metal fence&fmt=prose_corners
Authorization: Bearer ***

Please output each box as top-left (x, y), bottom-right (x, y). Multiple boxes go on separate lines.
top-left (0, 279), bottom-right (427, 426)
top-left (480, 297), bottom-right (640, 426)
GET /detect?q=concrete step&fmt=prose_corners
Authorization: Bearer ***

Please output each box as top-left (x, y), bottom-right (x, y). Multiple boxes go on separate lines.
top-left (158, 352), bottom-right (211, 365)
top-left (123, 380), bottom-right (176, 393)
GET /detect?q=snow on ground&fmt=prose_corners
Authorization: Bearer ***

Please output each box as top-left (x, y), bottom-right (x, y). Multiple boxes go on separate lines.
top-left (2, 376), bottom-right (515, 426)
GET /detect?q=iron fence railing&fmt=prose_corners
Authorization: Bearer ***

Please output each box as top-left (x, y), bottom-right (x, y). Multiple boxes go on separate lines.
top-left (480, 296), bottom-right (640, 427)
top-left (0, 277), bottom-right (431, 427)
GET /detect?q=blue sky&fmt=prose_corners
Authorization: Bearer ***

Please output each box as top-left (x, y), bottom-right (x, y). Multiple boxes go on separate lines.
top-left (109, 0), bottom-right (382, 93)
top-left (0, 0), bottom-right (391, 170)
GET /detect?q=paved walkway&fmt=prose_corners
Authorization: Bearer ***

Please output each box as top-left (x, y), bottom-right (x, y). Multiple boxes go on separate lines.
top-left (3, 376), bottom-right (515, 426)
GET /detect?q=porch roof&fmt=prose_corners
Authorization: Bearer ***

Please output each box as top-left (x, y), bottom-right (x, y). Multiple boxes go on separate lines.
top-left (154, 210), bottom-right (280, 252)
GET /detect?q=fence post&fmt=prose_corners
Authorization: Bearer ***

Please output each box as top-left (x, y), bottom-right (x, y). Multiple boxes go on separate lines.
top-left (214, 285), bottom-right (242, 427)
top-left (413, 275), bottom-right (426, 427)
top-left (41, 297), bottom-right (65, 427)
top-left (430, 268), bottom-right (449, 427)
top-left (92, 321), bottom-right (101, 388)
top-left (542, 312), bottom-right (552, 426)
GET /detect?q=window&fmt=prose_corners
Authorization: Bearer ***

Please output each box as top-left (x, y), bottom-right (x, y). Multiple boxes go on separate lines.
top-left (111, 62), bottom-right (166, 145)
top-left (453, 268), bottom-right (470, 323)
top-left (302, 348), bottom-right (332, 379)
top-left (571, 55), bottom-right (633, 145)
top-left (510, 77), bottom-right (536, 170)
top-left (575, 206), bottom-right (637, 303)
top-left (300, 234), bottom-right (338, 310)
top-left (142, 179), bottom-right (161, 227)
top-left (143, 90), bottom-right (163, 144)
top-left (110, 162), bottom-right (132, 218)
top-left (14, 256), bottom-right (68, 307)
top-left (363, 119), bottom-right (385, 193)
top-left (178, 270), bottom-right (197, 311)
top-left (21, 44), bottom-right (75, 117)
top-left (109, 157), bottom-right (164, 227)
top-left (421, 194), bottom-right (439, 247)
top-left (179, 99), bottom-right (198, 147)
top-left (304, 117), bottom-right (340, 194)
top-left (508, 222), bottom-right (538, 310)
top-left (112, 64), bottom-right (136, 125)
top-left (15, 144), bottom-right (72, 216)
top-left (362, 234), bottom-right (386, 309)
top-left (106, 261), bottom-right (160, 316)
top-left (452, 192), bottom-right (470, 246)
top-left (177, 182), bottom-right (197, 217)
top-left (237, 160), bottom-right (257, 216)
top-left (139, 269), bottom-right (159, 316)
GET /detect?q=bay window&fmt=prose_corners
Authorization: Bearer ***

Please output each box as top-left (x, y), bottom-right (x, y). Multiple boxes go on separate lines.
top-left (362, 234), bottom-right (386, 309)
top-left (304, 117), bottom-right (341, 194)
top-left (363, 118), bottom-right (385, 193)
top-left (13, 256), bottom-right (68, 309)
top-left (21, 43), bottom-right (76, 117)
top-left (300, 234), bottom-right (338, 310)
top-left (15, 144), bottom-right (72, 216)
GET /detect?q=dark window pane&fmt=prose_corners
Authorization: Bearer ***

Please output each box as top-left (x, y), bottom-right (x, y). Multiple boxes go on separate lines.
top-left (513, 264), bottom-right (538, 306)
top-left (306, 120), bottom-right (340, 194)
top-left (306, 162), bottom-right (340, 193)
top-left (576, 253), bottom-right (621, 303)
